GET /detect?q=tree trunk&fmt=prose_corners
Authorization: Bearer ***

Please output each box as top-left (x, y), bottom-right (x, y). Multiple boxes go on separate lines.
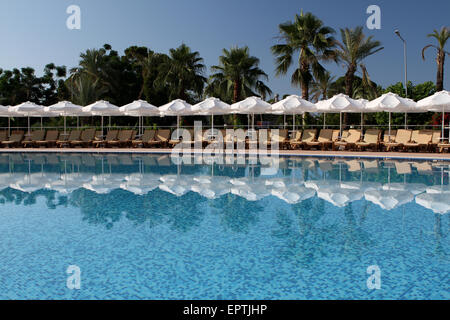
top-left (232, 79), bottom-right (240, 126)
top-left (344, 64), bottom-right (357, 129)
top-left (300, 61), bottom-right (309, 101)
top-left (436, 50), bottom-right (445, 91)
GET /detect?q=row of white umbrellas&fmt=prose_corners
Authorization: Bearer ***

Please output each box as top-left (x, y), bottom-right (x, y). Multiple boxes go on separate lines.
top-left (1, 170), bottom-right (447, 214)
top-left (1, 90), bottom-right (449, 137)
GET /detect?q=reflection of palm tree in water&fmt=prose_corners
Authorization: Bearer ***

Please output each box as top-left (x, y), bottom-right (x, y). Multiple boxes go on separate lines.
top-left (209, 194), bottom-right (263, 233)
top-left (272, 199), bottom-right (374, 266)
top-left (0, 188), bottom-right (58, 209)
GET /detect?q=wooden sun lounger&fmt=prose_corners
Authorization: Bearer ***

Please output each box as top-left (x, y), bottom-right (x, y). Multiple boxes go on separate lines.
top-left (383, 129), bottom-right (412, 151)
top-left (1, 131), bottom-right (24, 148)
top-left (403, 130), bottom-right (433, 152)
top-left (147, 129), bottom-right (171, 148)
top-left (35, 130), bottom-right (59, 148)
top-left (288, 130), bottom-right (302, 149)
top-left (265, 129), bottom-right (288, 149)
top-left (57, 130), bottom-right (80, 148)
top-left (0, 131), bottom-right (7, 142)
top-left (70, 128), bottom-right (96, 147)
top-left (305, 129), bottom-right (333, 150)
top-left (132, 129), bottom-right (156, 147)
top-left (290, 129), bottom-right (317, 149)
top-left (107, 130), bottom-right (134, 147)
top-left (92, 130), bottom-right (118, 148)
top-left (333, 129), bottom-right (361, 151)
top-left (355, 129), bottom-right (381, 151)
top-left (22, 130), bottom-right (45, 147)
top-left (429, 131), bottom-right (441, 152)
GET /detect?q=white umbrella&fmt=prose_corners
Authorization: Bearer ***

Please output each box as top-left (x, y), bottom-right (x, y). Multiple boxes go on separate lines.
top-left (45, 101), bottom-right (84, 135)
top-left (192, 97), bottom-right (231, 134)
top-left (231, 96), bottom-right (271, 131)
top-left (191, 175), bottom-right (231, 199)
top-left (83, 173), bottom-right (123, 194)
top-left (10, 101), bottom-right (47, 135)
top-left (159, 99), bottom-right (193, 131)
top-left (316, 94), bottom-right (364, 136)
top-left (0, 105), bottom-right (21, 136)
top-left (417, 90), bottom-right (450, 141)
top-left (357, 98), bottom-right (369, 130)
top-left (84, 100), bottom-right (121, 135)
top-left (120, 172), bottom-right (160, 195)
top-left (364, 189), bottom-right (414, 210)
top-left (271, 184), bottom-right (315, 204)
top-left (270, 95), bottom-right (317, 131)
top-left (365, 92), bottom-right (417, 138)
top-left (120, 100), bottom-right (160, 136)
top-left (158, 174), bottom-right (193, 197)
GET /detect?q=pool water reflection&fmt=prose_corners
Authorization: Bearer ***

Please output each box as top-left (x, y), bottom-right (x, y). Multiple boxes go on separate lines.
top-left (0, 153), bottom-right (448, 299)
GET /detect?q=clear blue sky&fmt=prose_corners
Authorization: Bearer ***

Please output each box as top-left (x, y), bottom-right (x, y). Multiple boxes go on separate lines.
top-left (0, 0), bottom-right (449, 98)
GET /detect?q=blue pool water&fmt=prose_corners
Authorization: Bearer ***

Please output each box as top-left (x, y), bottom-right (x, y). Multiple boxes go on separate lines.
top-left (0, 152), bottom-right (448, 300)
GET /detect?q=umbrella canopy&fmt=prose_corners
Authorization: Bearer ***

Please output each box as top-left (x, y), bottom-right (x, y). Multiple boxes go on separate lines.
top-left (192, 97), bottom-right (231, 133)
top-left (365, 92), bottom-right (417, 136)
top-left (159, 99), bottom-right (194, 131)
top-left (120, 100), bottom-right (161, 136)
top-left (271, 184), bottom-right (315, 204)
top-left (120, 173), bottom-right (160, 195)
top-left (120, 100), bottom-right (160, 116)
top-left (10, 101), bottom-right (49, 134)
top-left (231, 96), bottom-right (271, 131)
top-left (316, 94), bottom-right (365, 135)
top-left (84, 100), bottom-right (121, 133)
top-left (270, 95), bottom-right (317, 131)
top-left (45, 101), bottom-right (84, 134)
top-left (84, 100), bottom-right (121, 116)
top-left (417, 90), bottom-right (450, 141)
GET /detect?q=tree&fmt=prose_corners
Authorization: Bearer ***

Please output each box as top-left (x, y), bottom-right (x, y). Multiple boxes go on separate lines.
top-left (335, 26), bottom-right (383, 98)
top-left (206, 46), bottom-right (272, 103)
top-left (422, 27), bottom-right (450, 91)
top-left (156, 44), bottom-right (206, 103)
top-left (271, 11), bottom-right (336, 100)
top-left (310, 71), bottom-right (335, 101)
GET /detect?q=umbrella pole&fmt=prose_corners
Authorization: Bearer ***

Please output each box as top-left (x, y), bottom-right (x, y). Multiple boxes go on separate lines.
top-left (389, 112), bottom-right (391, 139)
top-left (361, 112), bottom-right (364, 131)
top-left (323, 113), bottom-right (326, 129)
top-left (64, 116), bottom-right (66, 135)
top-left (339, 112), bottom-right (342, 137)
top-left (8, 117), bottom-right (10, 137)
top-left (211, 114), bottom-right (214, 133)
top-left (41, 117), bottom-right (43, 130)
top-left (442, 109), bottom-right (445, 141)
top-left (293, 114), bottom-right (295, 131)
top-left (101, 116), bottom-right (104, 136)
top-left (28, 116), bottom-right (30, 135)
top-left (405, 112), bottom-right (407, 129)
top-left (284, 115), bottom-right (286, 129)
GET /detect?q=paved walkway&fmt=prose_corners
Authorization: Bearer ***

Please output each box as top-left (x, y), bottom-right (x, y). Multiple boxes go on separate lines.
top-left (1, 148), bottom-right (450, 160)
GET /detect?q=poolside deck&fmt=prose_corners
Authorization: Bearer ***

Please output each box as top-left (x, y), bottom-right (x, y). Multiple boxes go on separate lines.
top-left (1, 148), bottom-right (450, 160)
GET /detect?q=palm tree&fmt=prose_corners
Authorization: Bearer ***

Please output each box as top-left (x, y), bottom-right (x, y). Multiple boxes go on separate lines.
top-left (422, 27), bottom-right (450, 91)
top-left (156, 44), bottom-right (206, 102)
top-left (335, 26), bottom-right (383, 98)
top-left (206, 46), bottom-right (272, 103)
top-left (310, 71), bottom-right (335, 101)
top-left (271, 11), bottom-right (336, 101)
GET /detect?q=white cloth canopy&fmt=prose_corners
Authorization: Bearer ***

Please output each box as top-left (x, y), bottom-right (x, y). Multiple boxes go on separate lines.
top-left (270, 95), bottom-right (316, 131)
top-left (120, 100), bottom-right (160, 135)
top-left (365, 92), bottom-right (417, 137)
top-left (231, 96), bottom-right (271, 131)
top-left (46, 101), bottom-right (84, 134)
top-left (84, 100), bottom-right (121, 133)
top-left (417, 90), bottom-right (450, 141)
top-left (159, 99), bottom-right (194, 131)
top-left (10, 101), bottom-right (50, 134)
top-left (192, 97), bottom-right (231, 133)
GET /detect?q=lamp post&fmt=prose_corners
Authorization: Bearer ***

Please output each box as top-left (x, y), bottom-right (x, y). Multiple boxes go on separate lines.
top-left (395, 29), bottom-right (408, 128)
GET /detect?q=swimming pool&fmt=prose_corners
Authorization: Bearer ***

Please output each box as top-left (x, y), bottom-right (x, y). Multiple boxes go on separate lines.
top-left (0, 152), bottom-right (448, 299)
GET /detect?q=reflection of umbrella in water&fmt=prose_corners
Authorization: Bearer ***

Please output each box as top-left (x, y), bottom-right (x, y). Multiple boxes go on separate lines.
top-left (415, 193), bottom-right (450, 214)
top-left (191, 175), bottom-right (231, 199)
top-left (229, 177), bottom-right (271, 201)
top-left (364, 189), bottom-right (414, 210)
top-left (83, 173), bottom-right (123, 194)
top-left (159, 174), bottom-right (193, 197)
top-left (120, 173), bottom-right (160, 195)
top-left (316, 183), bottom-right (363, 207)
top-left (271, 184), bottom-right (315, 204)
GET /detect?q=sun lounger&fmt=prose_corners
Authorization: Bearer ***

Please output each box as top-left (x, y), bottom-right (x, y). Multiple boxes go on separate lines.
top-left (288, 130), bottom-right (302, 149)
top-left (132, 129), bottom-right (156, 147)
top-left (403, 130), bottom-right (433, 152)
top-left (35, 130), bottom-right (59, 148)
top-left (264, 129), bottom-right (288, 149)
top-left (22, 130), bottom-right (45, 147)
top-left (305, 129), bottom-right (333, 150)
top-left (92, 130), bottom-right (118, 148)
top-left (395, 161), bottom-right (412, 175)
top-left (70, 128), bottom-right (96, 147)
top-left (290, 129), bottom-right (317, 149)
top-left (147, 129), bottom-right (171, 148)
top-left (383, 129), bottom-right (412, 151)
top-left (0, 131), bottom-right (7, 142)
top-left (333, 129), bottom-right (361, 150)
top-left (355, 129), bottom-right (381, 151)
top-left (107, 130), bottom-right (134, 147)
top-left (1, 131), bottom-right (24, 148)
top-left (57, 130), bottom-right (80, 148)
